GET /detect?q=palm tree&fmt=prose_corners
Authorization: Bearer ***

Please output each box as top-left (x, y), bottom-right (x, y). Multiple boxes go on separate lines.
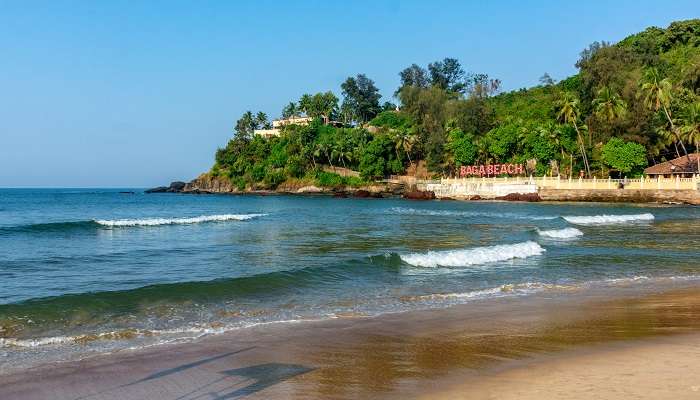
top-left (679, 102), bottom-right (700, 172)
top-left (537, 123), bottom-right (567, 175)
top-left (593, 86), bottom-right (627, 123)
top-left (315, 142), bottom-right (334, 170)
top-left (556, 92), bottom-right (591, 177)
top-left (392, 130), bottom-right (417, 168)
top-left (639, 68), bottom-right (689, 160)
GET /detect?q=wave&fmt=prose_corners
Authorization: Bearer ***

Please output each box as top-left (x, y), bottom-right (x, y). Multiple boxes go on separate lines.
top-left (537, 227), bottom-right (584, 239)
top-left (94, 214), bottom-right (267, 227)
top-left (562, 213), bottom-right (654, 225)
top-left (0, 214), bottom-right (267, 234)
top-left (0, 261), bottom-right (376, 340)
top-left (400, 241), bottom-right (545, 268)
top-left (4, 273), bottom-right (700, 352)
top-left (389, 207), bottom-right (558, 220)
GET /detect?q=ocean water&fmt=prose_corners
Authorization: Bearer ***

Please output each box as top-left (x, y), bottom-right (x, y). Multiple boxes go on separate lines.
top-left (1, 188), bottom-right (699, 370)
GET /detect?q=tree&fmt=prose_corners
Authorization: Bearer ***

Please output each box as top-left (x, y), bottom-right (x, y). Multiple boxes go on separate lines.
top-left (282, 102), bottom-right (300, 119)
top-left (381, 101), bottom-right (397, 112)
top-left (234, 111), bottom-right (257, 140)
top-left (255, 112), bottom-right (271, 129)
top-left (428, 58), bottom-right (467, 94)
top-left (539, 73), bottom-right (555, 86)
top-left (299, 92), bottom-right (339, 124)
top-left (679, 102), bottom-right (700, 171)
top-left (639, 68), bottom-right (689, 159)
top-left (556, 92), bottom-right (591, 177)
top-left (447, 129), bottom-right (477, 168)
top-left (358, 135), bottom-right (401, 179)
top-left (601, 138), bottom-right (648, 175)
top-left (593, 86), bottom-right (627, 123)
top-left (397, 64), bottom-right (429, 94)
top-left (392, 129), bottom-right (417, 167)
top-left (340, 74), bottom-right (382, 124)
top-left (468, 73), bottom-right (501, 99)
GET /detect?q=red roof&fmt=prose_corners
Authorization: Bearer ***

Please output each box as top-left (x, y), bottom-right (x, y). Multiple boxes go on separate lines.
top-left (644, 154), bottom-right (700, 175)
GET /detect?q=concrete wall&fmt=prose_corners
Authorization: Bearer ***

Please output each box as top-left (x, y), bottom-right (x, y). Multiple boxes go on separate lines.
top-left (539, 188), bottom-right (700, 205)
top-left (424, 181), bottom-right (537, 199)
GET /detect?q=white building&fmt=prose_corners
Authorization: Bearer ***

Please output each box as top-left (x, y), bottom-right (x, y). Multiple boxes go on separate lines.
top-left (254, 116), bottom-right (314, 138)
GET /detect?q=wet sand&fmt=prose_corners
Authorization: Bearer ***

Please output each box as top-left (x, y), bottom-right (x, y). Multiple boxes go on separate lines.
top-left (2, 286), bottom-right (700, 399)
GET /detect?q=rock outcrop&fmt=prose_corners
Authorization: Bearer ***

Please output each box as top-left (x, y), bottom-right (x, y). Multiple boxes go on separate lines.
top-left (403, 190), bottom-right (436, 200)
top-left (145, 181), bottom-right (187, 193)
top-left (495, 192), bottom-right (541, 202)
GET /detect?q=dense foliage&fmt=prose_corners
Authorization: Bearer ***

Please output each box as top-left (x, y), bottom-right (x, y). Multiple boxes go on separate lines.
top-left (213, 20), bottom-right (700, 189)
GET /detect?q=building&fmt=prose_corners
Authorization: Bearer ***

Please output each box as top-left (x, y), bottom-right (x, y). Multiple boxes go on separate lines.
top-left (272, 116), bottom-right (313, 129)
top-left (253, 116), bottom-right (314, 139)
top-left (644, 154), bottom-right (700, 178)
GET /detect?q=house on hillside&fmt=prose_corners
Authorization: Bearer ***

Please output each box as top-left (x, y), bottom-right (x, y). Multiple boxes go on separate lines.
top-left (644, 154), bottom-right (700, 178)
top-left (254, 116), bottom-right (314, 138)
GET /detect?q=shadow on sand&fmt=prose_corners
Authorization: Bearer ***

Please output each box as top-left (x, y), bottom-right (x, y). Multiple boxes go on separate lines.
top-left (212, 363), bottom-right (315, 399)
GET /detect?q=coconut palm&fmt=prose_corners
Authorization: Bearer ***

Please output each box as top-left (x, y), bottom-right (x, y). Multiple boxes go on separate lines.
top-left (537, 123), bottom-right (567, 175)
top-left (556, 92), bottom-right (591, 177)
top-left (593, 86), bottom-right (627, 123)
top-left (392, 130), bottom-right (417, 167)
top-left (679, 102), bottom-right (700, 172)
top-left (639, 68), bottom-right (689, 160)
top-left (314, 142), bottom-right (334, 170)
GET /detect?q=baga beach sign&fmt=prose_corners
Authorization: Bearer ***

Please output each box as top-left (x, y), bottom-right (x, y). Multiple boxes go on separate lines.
top-left (460, 163), bottom-right (525, 177)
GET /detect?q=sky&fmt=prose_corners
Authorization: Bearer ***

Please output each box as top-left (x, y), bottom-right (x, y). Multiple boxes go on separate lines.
top-left (1, 1), bottom-right (697, 187)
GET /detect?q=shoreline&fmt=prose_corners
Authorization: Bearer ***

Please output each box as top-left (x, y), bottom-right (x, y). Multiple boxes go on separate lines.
top-left (146, 175), bottom-right (700, 205)
top-left (4, 284), bottom-right (700, 399)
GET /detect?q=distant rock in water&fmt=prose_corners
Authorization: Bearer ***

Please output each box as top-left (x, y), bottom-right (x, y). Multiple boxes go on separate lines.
top-left (495, 192), bottom-right (541, 202)
top-left (403, 190), bottom-right (436, 200)
top-left (145, 181), bottom-right (186, 193)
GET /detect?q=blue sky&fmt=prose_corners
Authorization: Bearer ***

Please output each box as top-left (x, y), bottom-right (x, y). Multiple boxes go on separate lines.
top-left (1, 1), bottom-right (697, 187)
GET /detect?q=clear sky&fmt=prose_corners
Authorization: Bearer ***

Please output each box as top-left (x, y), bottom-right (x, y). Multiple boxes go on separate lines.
top-left (1, 1), bottom-right (697, 187)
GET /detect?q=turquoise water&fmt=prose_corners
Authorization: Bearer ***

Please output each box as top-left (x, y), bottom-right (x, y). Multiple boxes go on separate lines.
top-left (1, 189), bottom-right (699, 369)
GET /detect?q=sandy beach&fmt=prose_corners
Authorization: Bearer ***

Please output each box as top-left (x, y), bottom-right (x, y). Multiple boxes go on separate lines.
top-left (425, 334), bottom-right (700, 400)
top-left (3, 285), bottom-right (700, 399)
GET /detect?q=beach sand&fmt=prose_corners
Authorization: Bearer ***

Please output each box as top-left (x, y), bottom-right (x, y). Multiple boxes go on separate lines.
top-left (424, 334), bottom-right (700, 400)
top-left (2, 286), bottom-right (700, 399)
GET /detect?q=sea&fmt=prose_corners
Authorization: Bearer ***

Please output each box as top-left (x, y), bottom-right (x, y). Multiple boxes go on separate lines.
top-left (1, 188), bottom-right (699, 372)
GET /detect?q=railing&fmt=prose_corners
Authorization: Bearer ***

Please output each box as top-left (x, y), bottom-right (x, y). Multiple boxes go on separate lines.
top-left (439, 175), bottom-right (699, 191)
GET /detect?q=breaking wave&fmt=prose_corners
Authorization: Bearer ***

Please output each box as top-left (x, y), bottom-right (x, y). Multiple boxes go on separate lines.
top-left (537, 227), bottom-right (584, 239)
top-left (94, 214), bottom-right (267, 227)
top-left (388, 207), bottom-right (558, 220)
top-left (400, 241), bottom-right (545, 268)
top-left (562, 213), bottom-right (654, 225)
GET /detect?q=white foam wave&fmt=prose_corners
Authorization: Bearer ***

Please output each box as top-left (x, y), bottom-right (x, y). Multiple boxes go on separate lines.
top-left (537, 227), bottom-right (584, 239)
top-left (400, 241), bottom-right (545, 268)
top-left (562, 213), bottom-right (654, 225)
top-left (389, 207), bottom-right (558, 220)
top-left (95, 214), bottom-right (267, 227)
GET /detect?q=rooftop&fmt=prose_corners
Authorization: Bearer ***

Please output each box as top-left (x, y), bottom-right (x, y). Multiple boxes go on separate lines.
top-left (644, 154), bottom-right (700, 175)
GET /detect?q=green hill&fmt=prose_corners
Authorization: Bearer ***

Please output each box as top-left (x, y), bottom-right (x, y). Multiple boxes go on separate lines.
top-left (211, 19), bottom-right (700, 189)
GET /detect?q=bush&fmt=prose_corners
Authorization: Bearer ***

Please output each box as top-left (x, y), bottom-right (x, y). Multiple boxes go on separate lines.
top-left (601, 138), bottom-right (648, 176)
top-left (368, 111), bottom-right (412, 129)
top-left (263, 169), bottom-right (286, 188)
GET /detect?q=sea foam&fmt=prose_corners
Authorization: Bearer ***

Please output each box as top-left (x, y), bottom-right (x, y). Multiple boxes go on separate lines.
top-left (537, 227), bottom-right (584, 239)
top-left (389, 207), bottom-right (558, 220)
top-left (95, 213), bottom-right (267, 227)
top-left (562, 213), bottom-right (654, 225)
top-left (400, 241), bottom-right (545, 268)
